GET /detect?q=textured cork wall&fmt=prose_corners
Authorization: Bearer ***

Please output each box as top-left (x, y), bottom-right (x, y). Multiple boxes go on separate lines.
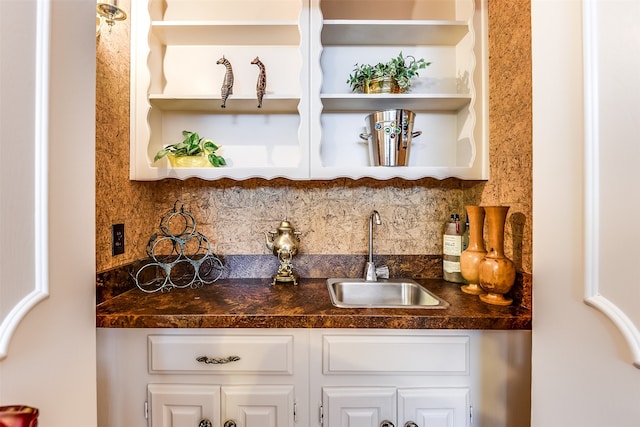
top-left (96, 0), bottom-right (532, 275)
top-left (96, 1), bottom-right (156, 272)
top-left (484, 0), bottom-right (533, 274)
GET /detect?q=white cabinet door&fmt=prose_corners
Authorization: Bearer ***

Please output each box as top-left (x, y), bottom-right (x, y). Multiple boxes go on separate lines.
top-left (148, 384), bottom-right (221, 427)
top-left (221, 385), bottom-right (295, 427)
top-left (398, 388), bottom-right (469, 427)
top-left (322, 387), bottom-right (469, 427)
top-left (148, 384), bottom-right (295, 427)
top-left (322, 387), bottom-right (396, 427)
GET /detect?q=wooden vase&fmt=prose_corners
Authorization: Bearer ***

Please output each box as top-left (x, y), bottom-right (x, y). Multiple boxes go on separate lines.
top-left (478, 206), bottom-right (516, 306)
top-left (460, 206), bottom-right (487, 295)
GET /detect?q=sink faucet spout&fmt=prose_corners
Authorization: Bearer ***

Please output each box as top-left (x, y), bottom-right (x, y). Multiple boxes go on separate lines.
top-left (364, 210), bottom-right (388, 281)
top-left (369, 210), bottom-right (381, 263)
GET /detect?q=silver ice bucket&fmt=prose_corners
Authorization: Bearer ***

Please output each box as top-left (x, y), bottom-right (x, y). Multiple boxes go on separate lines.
top-left (359, 109), bottom-right (421, 166)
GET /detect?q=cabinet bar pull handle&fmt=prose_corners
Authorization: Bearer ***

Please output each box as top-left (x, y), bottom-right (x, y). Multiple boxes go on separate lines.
top-left (196, 355), bottom-right (241, 364)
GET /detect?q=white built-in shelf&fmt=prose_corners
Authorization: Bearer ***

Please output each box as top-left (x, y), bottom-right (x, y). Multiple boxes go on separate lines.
top-left (320, 93), bottom-right (471, 112)
top-left (151, 21), bottom-right (301, 45)
top-left (310, 166), bottom-right (482, 181)
top-left (146, 166), bottom-right (309, 181)
top-left (321, 20), bottom-right (469, 46)
top-left (149, 95), bottom-right (301, 114)
top-left (131, 0), bottom-right (488, 181)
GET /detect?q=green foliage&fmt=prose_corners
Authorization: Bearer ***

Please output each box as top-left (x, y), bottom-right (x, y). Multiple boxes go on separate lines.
top-left (346, 52), bottom-right (431, 92)
top-left (153, 130), bottom-right (226, 167)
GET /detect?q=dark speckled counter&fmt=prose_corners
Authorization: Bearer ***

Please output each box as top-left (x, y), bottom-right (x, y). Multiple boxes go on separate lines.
top-left (96, 278), bottom-right (531, 330)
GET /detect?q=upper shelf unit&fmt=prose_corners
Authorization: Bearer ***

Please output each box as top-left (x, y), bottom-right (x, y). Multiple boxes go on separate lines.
top-left (151, 21), bottom-right (301, 45)
top-left (130, 0), bottom-right (309, 180)
top-left (321, 20), bottom-right (469, 46)
top-left (319, 94), bottom-right (471, 112)
top-left (317, 17), bottom-right (473, 117)
top-left (149, 94), bottom-right (301, 114)
top-left (130, 0), bottom-right (488, 181)
top-left (308, 0), bottom-right (488, 180)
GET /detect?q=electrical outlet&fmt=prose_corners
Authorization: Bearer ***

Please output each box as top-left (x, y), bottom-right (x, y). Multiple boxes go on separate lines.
top-left (112, 223), bottom-right (125, 256)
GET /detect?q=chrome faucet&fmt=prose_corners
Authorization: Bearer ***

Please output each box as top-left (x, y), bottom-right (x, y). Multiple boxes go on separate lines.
top-left (364, 210), bottom-right (389, 281)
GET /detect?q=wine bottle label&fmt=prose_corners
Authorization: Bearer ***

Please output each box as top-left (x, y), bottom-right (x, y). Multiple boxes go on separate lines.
top-left (443, 260), bottom-right (461, 273)
top-left (443, 234), bottom-right (462, 256)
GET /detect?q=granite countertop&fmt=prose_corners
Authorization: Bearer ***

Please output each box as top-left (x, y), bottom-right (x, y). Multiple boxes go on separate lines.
top-left (96, 278), bottom-right (531, 330)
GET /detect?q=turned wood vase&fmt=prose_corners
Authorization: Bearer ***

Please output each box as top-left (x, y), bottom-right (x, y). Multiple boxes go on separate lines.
top-left (460, 206), bottom-right (487, 295)
top-left (478, 206), bottom-right (516, 306)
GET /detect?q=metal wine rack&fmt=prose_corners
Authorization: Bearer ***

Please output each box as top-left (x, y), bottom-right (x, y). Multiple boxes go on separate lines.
top-left (134, 201), bottom-right (224, 293)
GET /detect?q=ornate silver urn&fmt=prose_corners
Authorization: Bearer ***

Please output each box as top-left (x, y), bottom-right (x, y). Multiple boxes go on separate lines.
top-left (264, 219), bottom-right (301, 285)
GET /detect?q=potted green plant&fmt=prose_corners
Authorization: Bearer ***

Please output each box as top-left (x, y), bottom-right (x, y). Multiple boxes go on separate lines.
top-left (346, 51), bottom-right (431, 94)
top-left (153, 130), bottom-right (226, 167)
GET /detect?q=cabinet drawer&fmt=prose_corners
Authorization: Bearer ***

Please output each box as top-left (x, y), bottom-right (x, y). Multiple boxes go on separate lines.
top-left (322, 334), bottom-right (469, 375)
top-left (148, 334), bottom-right (294, 374)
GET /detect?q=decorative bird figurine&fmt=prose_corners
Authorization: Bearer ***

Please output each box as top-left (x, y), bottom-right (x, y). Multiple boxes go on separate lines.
top-left (251, 56), bottom-right (267, 108)
top-left (216, 56), bottom-right (234, 108)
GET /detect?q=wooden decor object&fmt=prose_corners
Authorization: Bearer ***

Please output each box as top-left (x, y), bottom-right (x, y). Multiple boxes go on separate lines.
top-left (460, 206), bottom-right (487, 295)
top-left (478, 206), bottom-right (515, 306)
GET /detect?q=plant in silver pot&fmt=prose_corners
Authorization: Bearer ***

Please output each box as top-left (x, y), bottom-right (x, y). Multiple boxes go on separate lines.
top-left (346, 51), bottom-right (431, 94)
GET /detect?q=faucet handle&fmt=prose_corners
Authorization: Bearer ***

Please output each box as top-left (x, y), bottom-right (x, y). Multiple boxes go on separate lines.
top-left (364, 261), bottom-right (377, 281)
top-left (375, 265), bottom-right (389, 279)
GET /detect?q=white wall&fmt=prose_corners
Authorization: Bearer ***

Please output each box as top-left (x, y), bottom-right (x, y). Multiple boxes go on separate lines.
top-left (531, 1), bottom-right (640, 425)
top-left (0, 0), bottom-right (97, 425)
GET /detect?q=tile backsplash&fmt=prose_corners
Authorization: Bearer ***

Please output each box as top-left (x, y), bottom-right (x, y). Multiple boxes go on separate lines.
top-left (96, 0), bottom-right (531, 275)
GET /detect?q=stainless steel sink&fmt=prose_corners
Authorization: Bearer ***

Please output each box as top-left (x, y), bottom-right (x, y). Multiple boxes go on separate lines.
top-left (327, 278), bottom-right (449, 309)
